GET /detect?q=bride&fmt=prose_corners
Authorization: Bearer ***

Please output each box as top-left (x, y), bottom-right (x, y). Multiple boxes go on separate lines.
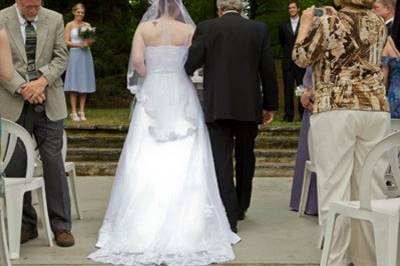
top-left (88, 0), bottom-right (240, 265)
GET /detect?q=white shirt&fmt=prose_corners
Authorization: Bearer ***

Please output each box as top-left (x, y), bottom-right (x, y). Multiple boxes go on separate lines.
top-left (15, 5), bottom-right (38, 43)
top-left (223, 10), bottom-right (239, 15)
top-left (290, 16), bottom-right (299, 33)
top-left (386, 17), bottom-right (394, 25)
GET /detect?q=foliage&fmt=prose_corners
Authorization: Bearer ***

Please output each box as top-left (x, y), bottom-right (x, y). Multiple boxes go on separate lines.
top-left (0, 0), bottom-right (333, 107)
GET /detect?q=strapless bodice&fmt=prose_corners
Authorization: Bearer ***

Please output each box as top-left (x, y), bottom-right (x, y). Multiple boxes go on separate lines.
top-left (70, 28), bottom-right (82, 44)
top-left (145, 46), bottom-right (188, 74)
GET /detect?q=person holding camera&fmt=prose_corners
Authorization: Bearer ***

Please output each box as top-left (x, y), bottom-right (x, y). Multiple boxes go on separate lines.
top-left (293, 0), bottom-right (389, 265)
top-left (0, 0), bottom-right (74, 247)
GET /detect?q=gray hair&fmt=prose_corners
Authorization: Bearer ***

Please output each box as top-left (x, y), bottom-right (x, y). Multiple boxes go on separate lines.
top-left (217, 0), bottom-right (244, 12)
top-left (376, 0), bottom-right (397, 10)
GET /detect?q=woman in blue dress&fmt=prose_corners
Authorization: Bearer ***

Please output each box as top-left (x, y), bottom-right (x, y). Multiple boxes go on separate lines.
top-left (383, 36), bottom-right (400, 118)
top-left (64, 3), bottom-right (96, 122)
top-left (289, 67), bottom-right (318, 216)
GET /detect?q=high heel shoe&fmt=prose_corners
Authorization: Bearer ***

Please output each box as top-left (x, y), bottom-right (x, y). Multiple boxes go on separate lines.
top-left (70, 112), bottom-right (80, 122)
top-left (78, 111), bottom-right (87, 121)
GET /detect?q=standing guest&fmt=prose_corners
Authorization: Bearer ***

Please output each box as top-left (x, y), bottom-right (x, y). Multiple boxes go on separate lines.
top-left (0, 0), bottom-right (74, 247)
top-left (382, 37), bottom-right (400, 118)
top-left (64, 3), bottom-right (96, 122)
top-left (373, 0), bottom-right (396, 35)
top-left (293, 0), bottom-right (389, 265)
top-left (186, 0), bottom-right (278, 232)
top-left (279, 0), bottom-right (306, 122)
top-left (289, 67), bottom-right (318, 216)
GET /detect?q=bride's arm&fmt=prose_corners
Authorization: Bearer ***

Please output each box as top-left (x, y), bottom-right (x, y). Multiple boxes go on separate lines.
top-left (132, 25), bottom-right (146, 77)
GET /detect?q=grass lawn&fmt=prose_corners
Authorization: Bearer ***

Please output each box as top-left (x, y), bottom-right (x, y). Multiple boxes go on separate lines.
top-left (65, 107), bottom-right (301, 128)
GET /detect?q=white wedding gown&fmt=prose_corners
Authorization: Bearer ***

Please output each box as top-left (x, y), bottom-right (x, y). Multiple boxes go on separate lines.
top-left (88, 45), bottom-right (240, 266)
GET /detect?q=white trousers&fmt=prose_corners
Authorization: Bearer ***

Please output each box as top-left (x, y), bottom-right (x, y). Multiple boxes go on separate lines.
top-left (310, 110), bottom-right (390, 266)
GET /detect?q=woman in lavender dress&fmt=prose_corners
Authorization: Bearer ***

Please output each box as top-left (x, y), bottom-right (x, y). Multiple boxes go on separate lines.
top-left (64, 3), bottom-right (96, 122)
top-left (289, 67), bottom-right (318, 215)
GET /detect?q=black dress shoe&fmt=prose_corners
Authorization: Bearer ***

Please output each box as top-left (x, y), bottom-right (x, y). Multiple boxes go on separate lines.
top-left (238, 211), bottom-right (246, 221)
top-left (282, 115), bottom-right (294, 122)
top-left (21, 226), bottom-right (38, 244)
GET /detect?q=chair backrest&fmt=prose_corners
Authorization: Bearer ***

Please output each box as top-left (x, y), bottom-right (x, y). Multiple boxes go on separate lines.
top-left (360, 130), bottom-right (400, 211)
top-left (0, 118), bottom-right (35, 182)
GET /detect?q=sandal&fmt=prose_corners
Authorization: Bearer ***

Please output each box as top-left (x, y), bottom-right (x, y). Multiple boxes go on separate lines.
top-left (78, 111), bottom-right (87, 121)
top-left (70, 112), bottom-right (80, 122)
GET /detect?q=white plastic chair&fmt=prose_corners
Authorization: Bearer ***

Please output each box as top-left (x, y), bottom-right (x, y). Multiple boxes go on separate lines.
top-left (385, 119), bottom-right (400, 196)
top-left (33, 131), bottom-right (82, 220)
top-left (0, 198), bottom-right (10, 266)
top-left (0, 118), bottom-right (53, 259)
top-left (297, 130), bottom-right (323, 249)
top-left (320, 131), bottom-right (400, 266)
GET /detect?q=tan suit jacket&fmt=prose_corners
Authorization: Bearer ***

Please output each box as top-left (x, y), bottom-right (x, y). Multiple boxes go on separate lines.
top-left (0, 5), bottom-right (68, 121)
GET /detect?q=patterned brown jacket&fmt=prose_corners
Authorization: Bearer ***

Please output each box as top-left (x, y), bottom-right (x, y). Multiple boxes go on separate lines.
top-left (292, 7), bottom-right (389, 114)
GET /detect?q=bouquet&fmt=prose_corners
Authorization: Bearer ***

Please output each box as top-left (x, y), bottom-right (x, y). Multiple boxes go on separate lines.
top-left (78, 24), bottom-right (96, 40)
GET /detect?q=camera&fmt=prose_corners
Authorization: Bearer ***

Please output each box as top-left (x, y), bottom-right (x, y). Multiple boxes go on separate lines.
top-left (313, 8), bottom-right (325, 17)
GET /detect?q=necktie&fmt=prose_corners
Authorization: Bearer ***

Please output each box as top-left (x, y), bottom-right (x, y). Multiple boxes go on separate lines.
top-left (25, 21), bottom-right (39, 81)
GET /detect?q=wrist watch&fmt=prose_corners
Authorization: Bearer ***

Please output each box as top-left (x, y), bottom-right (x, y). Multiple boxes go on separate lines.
top-left (16, 87), bottom-right (22, 95)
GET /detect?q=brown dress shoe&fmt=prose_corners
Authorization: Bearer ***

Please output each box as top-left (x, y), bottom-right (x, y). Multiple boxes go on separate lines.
top-left (20, 227), bottom-right (38, 244)
top-left (54, 230), bottom-right (75, 247)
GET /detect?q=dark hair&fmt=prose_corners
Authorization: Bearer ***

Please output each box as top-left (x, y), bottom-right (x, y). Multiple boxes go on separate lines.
top-left (393, 0), bottom-right (400, 49)
top-left (158, 0), bottom-right (179, 16)
top-left (288, 0), bottom-right (300, 8)
top-left (72, 3), bottom-right (85, 13)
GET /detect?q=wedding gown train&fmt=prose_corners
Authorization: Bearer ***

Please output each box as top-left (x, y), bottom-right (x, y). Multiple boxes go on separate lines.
top-left (88, 46), bottom-right (240, 266)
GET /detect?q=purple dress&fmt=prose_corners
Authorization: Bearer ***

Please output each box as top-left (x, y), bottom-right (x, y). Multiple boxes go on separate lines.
top-left (289, 67), bottom-right (318, 215)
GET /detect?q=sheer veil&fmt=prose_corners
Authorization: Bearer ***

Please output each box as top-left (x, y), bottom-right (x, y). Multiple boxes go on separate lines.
top-left (127, 0), bottom-right (195, 94)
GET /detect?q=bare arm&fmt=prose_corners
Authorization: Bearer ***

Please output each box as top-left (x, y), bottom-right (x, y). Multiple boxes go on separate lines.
top-left (64, 22), bottom-right (83, 48)
top-left (132, 25), bottom-right (146, 77)
top-left (0, 28), bottom-right (13, 81)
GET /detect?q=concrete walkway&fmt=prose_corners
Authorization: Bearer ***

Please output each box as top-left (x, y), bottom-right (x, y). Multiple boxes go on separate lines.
top-left (13, 177), bottom-right (321, 266)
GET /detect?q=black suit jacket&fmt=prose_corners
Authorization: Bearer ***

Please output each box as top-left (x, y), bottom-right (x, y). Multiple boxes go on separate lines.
top-left (185, 13), bottom-right (278, 124)
top-left (278, 19), bottom-right (299, 70)
top-left (387, 20), bottom-right (393, 36)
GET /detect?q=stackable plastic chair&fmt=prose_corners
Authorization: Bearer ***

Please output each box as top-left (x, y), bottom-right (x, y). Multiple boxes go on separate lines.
top-left (0, 198), bottom-right (10, 266)
top-left (298, 131), bottom-right (317, 217)
top-left (320, 131), bottom-right (400, 266)
top-left (33, 131), bottom-right (82, 220)
top-left (385, 119), bottom-right (400, 196)
top-left (0, 118), bottom-right (53, 259)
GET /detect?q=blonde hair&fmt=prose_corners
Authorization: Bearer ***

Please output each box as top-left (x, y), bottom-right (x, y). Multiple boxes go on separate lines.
top-left (217, 0), bottom-right (243, 12)
top-left (333, 0), bottom-right (375, 8)
top-left (72, 3), bottom-right (85, 13)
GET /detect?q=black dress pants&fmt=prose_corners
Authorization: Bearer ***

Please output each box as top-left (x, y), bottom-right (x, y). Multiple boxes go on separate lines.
top-left (207, 119), bottom-right (258, 228)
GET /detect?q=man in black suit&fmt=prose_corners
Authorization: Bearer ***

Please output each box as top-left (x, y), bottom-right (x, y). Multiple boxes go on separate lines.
top-left (279, 0), bottom-right (305, 122)
top-left (185, 0), bottom-right (278, 232)
top-left (373, 0), bottom-right (396, 35)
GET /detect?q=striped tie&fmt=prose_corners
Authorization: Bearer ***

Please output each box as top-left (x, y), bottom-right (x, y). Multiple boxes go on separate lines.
top-left (25, 21), bottom-right (39, 81)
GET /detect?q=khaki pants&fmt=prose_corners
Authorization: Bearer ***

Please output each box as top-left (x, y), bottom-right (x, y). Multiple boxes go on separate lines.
top-left (310, 110), bottom-right (390, 266)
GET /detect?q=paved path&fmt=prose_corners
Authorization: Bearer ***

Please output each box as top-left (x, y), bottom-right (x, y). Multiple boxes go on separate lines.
top-left (13, 177), bottom-right (321, 266)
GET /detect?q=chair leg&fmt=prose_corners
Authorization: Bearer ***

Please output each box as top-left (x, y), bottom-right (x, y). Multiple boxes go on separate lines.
top-left (36, 186), bottom-right (53, 248)
top-left (320, 210), bottom-right (338, 266)
top-left (0, 203), bottom-right (11, 266)
top-left (68, 167), bottom-right (83, 220)
top-left (298, 164), bottom-right (312, 217)
top-left (386, 216), bottom-right (399, 266)
top-left (372, 217), bottom-right (390, 266)
top-left (5, 190), bottom-right (24, 259)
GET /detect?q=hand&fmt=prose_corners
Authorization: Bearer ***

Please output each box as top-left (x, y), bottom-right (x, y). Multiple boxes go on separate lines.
top-left (301, 89), bottom-right (314, 111)
top-left (300, 7), bottom-right (315, 30)
top-left (81, 39), bottom-right (92, 48)
top-left (262, 110), bottom-right (275, 127)
top-left (21, 76), bottom-right (48, 104)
